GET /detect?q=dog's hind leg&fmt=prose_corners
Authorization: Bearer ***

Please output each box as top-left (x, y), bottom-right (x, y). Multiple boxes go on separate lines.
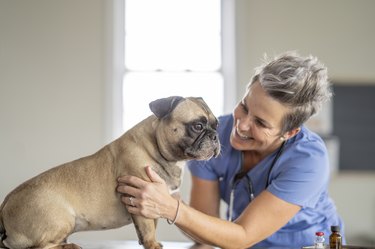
top-left (1, 204), bottom-right (76, 249)
top-left (0, 229), bottom-right (6, 248)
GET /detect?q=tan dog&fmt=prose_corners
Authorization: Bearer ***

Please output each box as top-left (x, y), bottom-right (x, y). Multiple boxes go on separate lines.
top-left (0, 96), bottom-right (220, 249)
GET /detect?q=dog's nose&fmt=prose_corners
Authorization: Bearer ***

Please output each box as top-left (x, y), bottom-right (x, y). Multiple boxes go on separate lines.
top-left (210, 132), bottom-right (218, 141)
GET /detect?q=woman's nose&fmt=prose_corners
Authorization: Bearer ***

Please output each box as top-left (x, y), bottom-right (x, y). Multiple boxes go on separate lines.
top-left (238, 116), bottom-right (253, 131)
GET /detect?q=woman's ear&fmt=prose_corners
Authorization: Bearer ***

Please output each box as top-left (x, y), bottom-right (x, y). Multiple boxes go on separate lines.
top-left (283, 127), bottom-right (301, 140)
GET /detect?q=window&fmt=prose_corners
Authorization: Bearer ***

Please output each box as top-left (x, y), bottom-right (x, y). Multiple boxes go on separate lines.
top-left (123, 0), bottom-right (225, 131)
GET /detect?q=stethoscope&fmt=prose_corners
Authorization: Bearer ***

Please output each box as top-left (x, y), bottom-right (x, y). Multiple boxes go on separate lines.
top-left (228, 141), bottom-right (286, 221)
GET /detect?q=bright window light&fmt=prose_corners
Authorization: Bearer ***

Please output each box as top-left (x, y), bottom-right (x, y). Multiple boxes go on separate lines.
top-left (123, 0), bottom-right (223, 131)
top-left (123, 72), bottom-right (223, 130)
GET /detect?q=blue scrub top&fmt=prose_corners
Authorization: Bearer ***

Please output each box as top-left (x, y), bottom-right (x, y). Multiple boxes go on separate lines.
top-left (188, 114), bottom-right (345, 248)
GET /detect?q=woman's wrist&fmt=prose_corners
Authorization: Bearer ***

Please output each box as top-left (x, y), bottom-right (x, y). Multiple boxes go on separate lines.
top-left (167, 199), bottom-right (181, 225)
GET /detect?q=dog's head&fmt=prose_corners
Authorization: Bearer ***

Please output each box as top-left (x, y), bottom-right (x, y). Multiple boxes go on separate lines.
top-left (150, 96), bottom-right (220, 162)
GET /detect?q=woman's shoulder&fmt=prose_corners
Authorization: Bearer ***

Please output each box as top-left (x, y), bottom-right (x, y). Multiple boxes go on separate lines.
top-left (278, 126), bottom-right (330, 183)
top-left (268, 126), bottom-right (331, 208)
top-left (285, 126), bottom-right (328, 163)
top-left (290, 125), bottom-right (326, 151)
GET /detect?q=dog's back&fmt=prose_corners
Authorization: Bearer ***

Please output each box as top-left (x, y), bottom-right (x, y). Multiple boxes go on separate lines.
top-left (0, 145), bottom-right (133, 249)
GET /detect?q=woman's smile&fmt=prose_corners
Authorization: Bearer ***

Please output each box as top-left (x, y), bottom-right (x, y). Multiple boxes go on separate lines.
top-left (235, 127), bottom-right (252, 140)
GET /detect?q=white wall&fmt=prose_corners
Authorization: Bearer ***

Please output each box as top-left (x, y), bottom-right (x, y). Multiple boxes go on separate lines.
top-left (235, 0), bottom-right (375, 91)
top-left (1, 0), bottom-right (375, 246)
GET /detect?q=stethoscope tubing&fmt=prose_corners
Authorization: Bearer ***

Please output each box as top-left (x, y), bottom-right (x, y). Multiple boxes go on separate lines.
top-left (228, 141), bottom-right (286, 221)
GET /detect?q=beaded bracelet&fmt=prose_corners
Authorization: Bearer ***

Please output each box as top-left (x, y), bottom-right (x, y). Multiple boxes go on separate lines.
top-left (167, 199), bottom-right (181, 225)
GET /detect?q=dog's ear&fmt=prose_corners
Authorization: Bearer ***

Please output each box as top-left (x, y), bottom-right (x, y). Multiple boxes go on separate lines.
top-left (149, 96), bottom-right (185, 118)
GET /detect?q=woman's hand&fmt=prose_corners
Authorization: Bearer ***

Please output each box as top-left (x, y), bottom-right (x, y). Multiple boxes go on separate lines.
top-left (117, 166), bottom-right (178, 220)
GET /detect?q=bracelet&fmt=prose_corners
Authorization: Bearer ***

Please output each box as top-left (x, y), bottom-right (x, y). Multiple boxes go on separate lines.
top-left (167, 199), bottom-right (180, 225)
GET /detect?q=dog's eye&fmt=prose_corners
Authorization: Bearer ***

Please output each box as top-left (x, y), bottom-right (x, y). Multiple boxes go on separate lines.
top-left (192, 123), bottom-right (204, 132)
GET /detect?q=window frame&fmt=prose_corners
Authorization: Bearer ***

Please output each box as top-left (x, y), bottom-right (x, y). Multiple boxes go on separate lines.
top-left (104, 0), bottom-right (236, 141)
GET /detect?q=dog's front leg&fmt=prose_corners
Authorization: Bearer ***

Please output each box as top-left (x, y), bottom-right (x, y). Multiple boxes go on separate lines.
top-left (131, 215), bottom-right (162, 249)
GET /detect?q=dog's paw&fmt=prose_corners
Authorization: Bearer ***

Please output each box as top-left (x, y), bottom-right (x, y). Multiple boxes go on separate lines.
top-left (143, 241), bottom-right (163, 249)
top-left (60, 243), bottom-right (82, 249)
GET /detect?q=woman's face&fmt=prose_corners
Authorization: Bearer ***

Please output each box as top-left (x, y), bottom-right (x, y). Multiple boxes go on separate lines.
top-left (230, 81), bottom-right (290, 153)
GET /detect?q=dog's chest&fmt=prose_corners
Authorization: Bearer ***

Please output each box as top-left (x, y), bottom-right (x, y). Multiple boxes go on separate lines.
top-left (155, 161), bottom-right (184, 192)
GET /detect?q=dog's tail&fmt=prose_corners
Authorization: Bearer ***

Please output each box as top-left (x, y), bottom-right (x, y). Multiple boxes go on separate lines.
top-left (0, 206), bottom-right (7, 248)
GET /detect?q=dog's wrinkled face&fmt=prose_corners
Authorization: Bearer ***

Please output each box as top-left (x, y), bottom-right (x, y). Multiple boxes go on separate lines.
top-left (150, 96), bottom-right (220, 161)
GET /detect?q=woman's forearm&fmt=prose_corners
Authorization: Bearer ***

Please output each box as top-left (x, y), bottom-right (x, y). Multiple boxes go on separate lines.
top-left (174, 202), bottom-right (253, 249)
top-left (117, 168), bottom-right (270, 248)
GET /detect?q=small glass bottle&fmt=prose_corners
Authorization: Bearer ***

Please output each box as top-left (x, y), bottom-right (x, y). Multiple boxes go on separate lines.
top-left (314, 231), bottom-right (325, 249)
top-left (329, 226), bottom-right (342, 249)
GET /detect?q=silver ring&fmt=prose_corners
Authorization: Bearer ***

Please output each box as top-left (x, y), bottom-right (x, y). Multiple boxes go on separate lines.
top-left (129, 196), bottom-right (134, 206)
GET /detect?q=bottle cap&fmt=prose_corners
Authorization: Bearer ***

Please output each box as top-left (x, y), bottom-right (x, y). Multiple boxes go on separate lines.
top-left (331, 226), bottom-right (340, 232)
top-left (316, 232), bottom-right (324, 236)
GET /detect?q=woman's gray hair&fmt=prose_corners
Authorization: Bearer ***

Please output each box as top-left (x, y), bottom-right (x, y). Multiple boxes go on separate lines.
top-left (249, 51), bottom-right (332, 133)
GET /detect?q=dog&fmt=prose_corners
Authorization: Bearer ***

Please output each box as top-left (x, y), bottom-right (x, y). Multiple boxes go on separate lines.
top-left (0, 96), bottom-right (220, 249)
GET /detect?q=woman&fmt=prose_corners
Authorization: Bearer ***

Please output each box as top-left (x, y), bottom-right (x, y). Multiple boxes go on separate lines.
top-left (117, 51), bottom-right (345, 248)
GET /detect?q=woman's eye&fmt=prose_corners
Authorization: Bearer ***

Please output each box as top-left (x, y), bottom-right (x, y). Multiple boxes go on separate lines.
top-left (255, 119), bottom-right (266, 128)
top-left (193, 123), bottom-right (203, 131)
